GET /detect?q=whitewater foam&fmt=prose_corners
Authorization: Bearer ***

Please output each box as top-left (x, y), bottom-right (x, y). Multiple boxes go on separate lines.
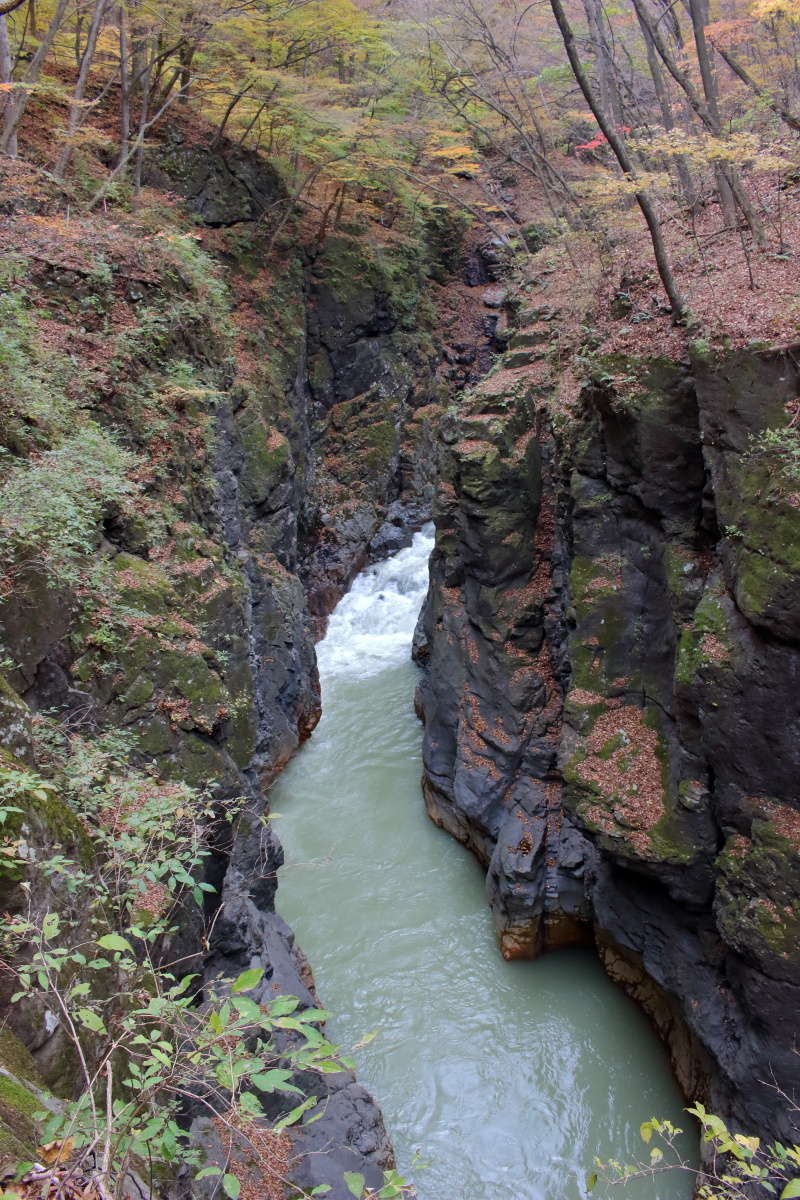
top-left (317, 524), bottom-right (434, 679)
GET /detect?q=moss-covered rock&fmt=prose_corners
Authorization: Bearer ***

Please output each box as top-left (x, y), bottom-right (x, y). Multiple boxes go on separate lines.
top-left (715, 803), bottom-right (800, 980)
top-left (0, 1030), bottom-right (54, 1165)
top-left (674, 578), bottom-right (734, 687)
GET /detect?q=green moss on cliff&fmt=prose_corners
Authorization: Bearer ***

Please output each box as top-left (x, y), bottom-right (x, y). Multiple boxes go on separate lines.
top-left (675, 582), bottom-right (733, 686)
top-left (715, 806), bottom-right (800, 967)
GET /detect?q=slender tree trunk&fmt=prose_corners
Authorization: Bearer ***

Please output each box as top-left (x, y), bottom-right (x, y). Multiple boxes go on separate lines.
top-left (74, 9), bottom-right (84, 66)
top-left (548, 0), bottom-right (687, 320)
top-left (212, 83), bottom-right (252, 146)
top-left (0, 15), bottom-right (16, 157)
top-left (582, 0), bottom-right (623, 125)
top-left (685, 0), bottom-right (737, 228)
top-left (129, 0), bottom-right (146, 101)
top-left (178, 41), bottom-right (193, 102)
top-left (55, 0), bottom-right (109, 179)
top-left (238, 101), bottom-right (266, 147)
top-left (636, 7), bottom-right (696, 209)
top-left (132, 52), bottom-right (150, 202)
top-left (1, 0), bottom-right (71, 155)
top-left (116, 3), bottom-right (130, 169)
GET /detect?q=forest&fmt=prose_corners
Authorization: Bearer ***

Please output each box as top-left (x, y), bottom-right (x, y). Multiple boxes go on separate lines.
top-left (0, 0), bottom-right (798, 326)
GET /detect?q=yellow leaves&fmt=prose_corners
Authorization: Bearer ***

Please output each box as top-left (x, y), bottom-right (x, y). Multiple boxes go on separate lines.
top-left (752, 150), bottom-right (796, 172)
top-left (704, 18), bottom-right (754, 47)
top-left (94, 26), bottom-right (121, 60)
top-left (580, 169), bottom-right (672, 213)
top-left (734, 1134), bottom-right (761, 1155)
top-left (634, 126), bottom-right (789, 171)
top-left (751, 0), bottom-right (800, 19)
top-left (429, 143), bottom-right (475, 158)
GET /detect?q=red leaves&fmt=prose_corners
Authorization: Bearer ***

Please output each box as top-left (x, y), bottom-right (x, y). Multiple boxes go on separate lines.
top-left (575, 126), bottom-right (632, 153)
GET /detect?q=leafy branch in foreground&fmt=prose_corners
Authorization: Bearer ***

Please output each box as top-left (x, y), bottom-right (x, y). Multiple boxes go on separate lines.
top-left (0, 735), bottom-right (413, 1200)
top-left (591, 1104), bottom-right (800, 1199)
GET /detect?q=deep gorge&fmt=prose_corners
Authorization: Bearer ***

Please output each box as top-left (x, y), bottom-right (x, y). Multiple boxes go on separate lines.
top-left (273, 528), bottom-right (691, 1200)
top-left (1, 125), bottom-right (799, 1200)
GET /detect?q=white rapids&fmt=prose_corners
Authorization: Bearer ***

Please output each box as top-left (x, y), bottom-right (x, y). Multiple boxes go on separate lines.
top-left (317, 524), bottom-right (435, 679)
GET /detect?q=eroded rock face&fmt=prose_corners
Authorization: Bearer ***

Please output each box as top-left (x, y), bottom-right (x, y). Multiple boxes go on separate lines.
top-left (416, 317), bottom-right (800, 1143)
top-left (143, 130), bottom-right (286, 226)
top-left (0, 140), bottom-right (464, 1191)
top-left (298, 233), bottom-right (445, 632)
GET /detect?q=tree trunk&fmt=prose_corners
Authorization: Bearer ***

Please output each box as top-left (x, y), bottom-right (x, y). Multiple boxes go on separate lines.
top-left (548, 0), bottom-right (687, 321)
top-left (686, 0), bottom-right (739, 228)
top-left (1, 0), bottom-right (71, 155)
top-left (54, 0), bottom-right (109, 180)
top-left (212, 83), bottom-right (252, 147)
top-left (636, 5), bottom-right (696, 208)
top-left (0, 15), bottom-right (16, 157)
top-left (132, 52), bottom-right (150, 202)
top-left (116, 3), bottom-right (130, 169)
top-left (582, 0), bottom-right (623, 125)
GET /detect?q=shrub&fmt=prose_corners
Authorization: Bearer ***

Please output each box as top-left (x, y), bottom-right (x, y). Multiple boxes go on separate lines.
top-left (0, 424), bottom-right (139, 587)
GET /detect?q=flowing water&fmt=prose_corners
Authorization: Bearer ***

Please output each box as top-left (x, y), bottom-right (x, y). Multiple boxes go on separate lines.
top-left (273, 528), bottom-right (693, 1200)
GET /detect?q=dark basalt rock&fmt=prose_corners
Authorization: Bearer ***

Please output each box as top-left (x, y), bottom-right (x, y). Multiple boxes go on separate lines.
top-left (144, 130), bottom-right (286, 226)
top-left (416, 323), bottom-right (800, 1145)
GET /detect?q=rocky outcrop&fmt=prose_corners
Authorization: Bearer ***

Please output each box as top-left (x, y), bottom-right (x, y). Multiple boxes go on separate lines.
top-left (299, 231), bottom-right (445, 630)
top-left (416, 309), bottom-right (800, 1145)
top-left (144, 130), bottom-right (286, 226)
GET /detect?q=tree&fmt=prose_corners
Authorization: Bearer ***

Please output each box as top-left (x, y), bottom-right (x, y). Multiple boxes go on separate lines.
top-left (1, 0), bottom-right (72, 155)
top-left (547, 0), bottom-right (688, 320)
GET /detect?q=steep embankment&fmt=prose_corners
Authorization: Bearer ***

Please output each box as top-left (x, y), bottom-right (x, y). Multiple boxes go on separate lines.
top-left (415, 293), bottom-right (800, 1144)
top-left (0, 133), bottom-right (482, 1194)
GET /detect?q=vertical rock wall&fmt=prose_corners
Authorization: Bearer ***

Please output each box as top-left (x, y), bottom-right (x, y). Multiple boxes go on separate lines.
top-left (416, 309), bottom-right (800, 1144)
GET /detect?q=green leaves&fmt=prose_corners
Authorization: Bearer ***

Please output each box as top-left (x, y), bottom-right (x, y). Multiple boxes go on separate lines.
top-left (344, 1172), bottom-right (365, 1198)
top-left (231, 967), bottom-right (264, 993)
top-left (42, 913), bottom-right (60, 940)
top-left (97, 933), bottom-right (134, 954)
top-left (780, 1182), bottom-right (800, 1199)
top-left (77, 1007), bottom-right (107, 1035)
top-left (273, 1096), bottom-right (317, 1134)
top-left (2, 735), bottom-right (356, 1200)
top-left (250, 1068), bottom-right (302, 1095)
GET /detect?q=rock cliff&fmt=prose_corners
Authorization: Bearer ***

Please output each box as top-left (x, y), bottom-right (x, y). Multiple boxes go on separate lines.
top-left (415, 302), bottom-right (800, 1144)
top-left (0, 133), bottom-right (476, 1196)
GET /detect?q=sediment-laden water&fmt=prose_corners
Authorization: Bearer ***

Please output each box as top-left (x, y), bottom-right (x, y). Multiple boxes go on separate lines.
top-left (273, 528), bottom-right (692, 1200)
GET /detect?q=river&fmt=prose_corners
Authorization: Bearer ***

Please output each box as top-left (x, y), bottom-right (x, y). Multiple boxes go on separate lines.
top-left (273, 527), bottom-right (692, 1200)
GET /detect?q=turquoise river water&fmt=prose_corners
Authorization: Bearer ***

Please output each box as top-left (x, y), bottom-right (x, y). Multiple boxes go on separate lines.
top-left (273, 527), bottom-right (693, 1200)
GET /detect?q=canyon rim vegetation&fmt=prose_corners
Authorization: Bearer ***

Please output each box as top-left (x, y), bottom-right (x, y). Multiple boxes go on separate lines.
top-left (0, 0), bottom-right (799, 1195)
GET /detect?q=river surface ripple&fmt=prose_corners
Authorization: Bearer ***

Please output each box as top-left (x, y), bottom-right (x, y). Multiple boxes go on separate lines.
top-left (273, 527), bottom-right (692, 1200)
